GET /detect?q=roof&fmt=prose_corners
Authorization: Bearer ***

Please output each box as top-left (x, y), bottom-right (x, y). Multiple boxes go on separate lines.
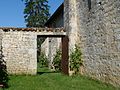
top-left (0, 27), bottom-right (65, 32)
top-left (44, 3), bottom-right (64, 26)
top-left (0, 27), bottom-right (66, 36)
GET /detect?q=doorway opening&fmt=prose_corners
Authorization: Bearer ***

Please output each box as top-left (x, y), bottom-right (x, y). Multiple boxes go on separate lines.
top-left (37, 35), bottom-right (69, 75)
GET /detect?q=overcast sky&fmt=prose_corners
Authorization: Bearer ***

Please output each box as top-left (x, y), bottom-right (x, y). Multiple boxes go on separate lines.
top-left (0, 0), bottom-right (63, 27)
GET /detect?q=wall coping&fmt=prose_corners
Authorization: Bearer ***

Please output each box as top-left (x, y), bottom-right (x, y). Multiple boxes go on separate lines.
top-left (0, 27), bottom-right (66, 36)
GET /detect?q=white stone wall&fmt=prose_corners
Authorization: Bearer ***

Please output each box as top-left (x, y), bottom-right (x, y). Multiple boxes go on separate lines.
top-left (2, 31), bottom-right (37, 75)
top-left (0, 30), bottom-right (2, 62)
top-left (41, 38), bottom-right (49, 57)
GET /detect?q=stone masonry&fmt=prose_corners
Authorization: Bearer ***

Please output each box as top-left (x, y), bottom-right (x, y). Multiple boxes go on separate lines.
top-left (64, 0), bottom-right (120, 87)
top-left (0, 30), bottom-right (2, 63)
top-left (0, 27), bottom-right (65, 75)
top-left (1, 29), bottom-right (37, 75)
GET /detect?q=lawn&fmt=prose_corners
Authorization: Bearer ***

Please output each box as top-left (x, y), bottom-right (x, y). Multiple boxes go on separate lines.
top-left (0, 68), bottom-right (119, 90)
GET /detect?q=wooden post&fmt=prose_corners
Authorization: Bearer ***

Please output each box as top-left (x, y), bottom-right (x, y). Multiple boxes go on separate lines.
top-left (61, 36), bottom-right (69, 75)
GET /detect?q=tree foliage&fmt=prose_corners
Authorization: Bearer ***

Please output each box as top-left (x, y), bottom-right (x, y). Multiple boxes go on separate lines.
top-left (22, 0), bottom-right (50, 27)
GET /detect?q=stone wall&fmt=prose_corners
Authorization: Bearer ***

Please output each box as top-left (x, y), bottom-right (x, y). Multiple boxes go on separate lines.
top-left (41, 38), bottom-right (49, 57)
top-left (64, 0), bottom-right (80, 50)
top-left (0, 30), bottom-right (2, 62)
top-left (0, 27), bottom-right (65, 75)
top-left (64, 0), bottom-right (120, 86)
top-left (2, 30), bottom-right (37, 75)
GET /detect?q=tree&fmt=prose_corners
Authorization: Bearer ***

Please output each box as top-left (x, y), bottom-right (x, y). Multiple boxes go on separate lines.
top-left (22, 0), bottom-right (50, 27)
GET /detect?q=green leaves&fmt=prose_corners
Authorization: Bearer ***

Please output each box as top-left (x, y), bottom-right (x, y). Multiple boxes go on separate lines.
top-left (22, 0), bottom-right (50, 27)
top-left (53, 50), bottom-right (62, 72)
top-left (38, 52), bottom-right (48, 68)
top-left (0, 58), bottom-right (9, 88)
top-left (70, 45), bottom-right (83, 74)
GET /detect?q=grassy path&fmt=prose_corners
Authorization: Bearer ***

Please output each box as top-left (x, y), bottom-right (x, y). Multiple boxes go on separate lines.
top-left (0, 68), bottom-right (119, 90)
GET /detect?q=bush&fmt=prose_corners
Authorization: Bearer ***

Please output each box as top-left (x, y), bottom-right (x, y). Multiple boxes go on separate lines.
top-left (70, 44), bottom-right (83, 74)
top-left (38, 52), bottom-right (48, 68)
top-left (0, 56), bottom-right (9, 88)
top-left (53, 50), bottom-right (62, 72)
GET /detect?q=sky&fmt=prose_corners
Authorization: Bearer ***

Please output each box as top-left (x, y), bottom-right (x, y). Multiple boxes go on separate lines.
top-left (0, 0), bottom-right (63, 27)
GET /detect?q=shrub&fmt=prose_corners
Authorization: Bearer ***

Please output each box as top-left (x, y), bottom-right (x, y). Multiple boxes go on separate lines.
top-left (38, 52), bottom-right (48, 68)
top-left (0, 56), bottom-right (9, 88)
top-left (53, 50), bottom-right (62, 72)
top-left (70, 44), bottom-right (83, 74)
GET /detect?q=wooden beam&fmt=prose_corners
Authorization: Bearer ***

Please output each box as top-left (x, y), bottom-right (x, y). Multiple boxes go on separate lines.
top-left (61, 36), bottom-right (69, 75)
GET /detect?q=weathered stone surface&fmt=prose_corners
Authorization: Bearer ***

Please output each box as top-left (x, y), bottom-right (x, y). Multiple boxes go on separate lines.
top-left (2, 30), bottom-right (37, 75)
top-left (64, 0), bottom-right (120, 87)
top-left (0, 27), bottom-right (65, 75)
top-left (0, 30), bottom-right (2, 60)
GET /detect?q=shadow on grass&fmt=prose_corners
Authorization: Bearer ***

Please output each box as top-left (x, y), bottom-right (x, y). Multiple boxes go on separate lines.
top-left (37, 71), bottom-right (59, 75)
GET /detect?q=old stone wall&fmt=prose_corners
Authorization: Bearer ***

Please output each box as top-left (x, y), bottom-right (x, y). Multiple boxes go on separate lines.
top-left (0, 30), bottom-right (2, 62)
top-left (64, 0), bottom-right (120, 87)
top-left (64, 0), bottom-right (80, 50)
top-left (0, 27), bottom-right (65, 75)
top-left (2, 30), bottom-right (37, 75)
top-left (41, 38), bottom-right (49, 57)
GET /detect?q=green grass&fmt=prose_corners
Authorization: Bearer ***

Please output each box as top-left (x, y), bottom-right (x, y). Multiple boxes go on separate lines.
top-left (0, 68), bottom-right (119, 90)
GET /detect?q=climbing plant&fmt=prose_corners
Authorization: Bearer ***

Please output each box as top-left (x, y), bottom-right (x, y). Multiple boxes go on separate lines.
top-left (53, 50), bottom-right (62, 72)
top-left (70, 44), bottom-right (83, 74)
